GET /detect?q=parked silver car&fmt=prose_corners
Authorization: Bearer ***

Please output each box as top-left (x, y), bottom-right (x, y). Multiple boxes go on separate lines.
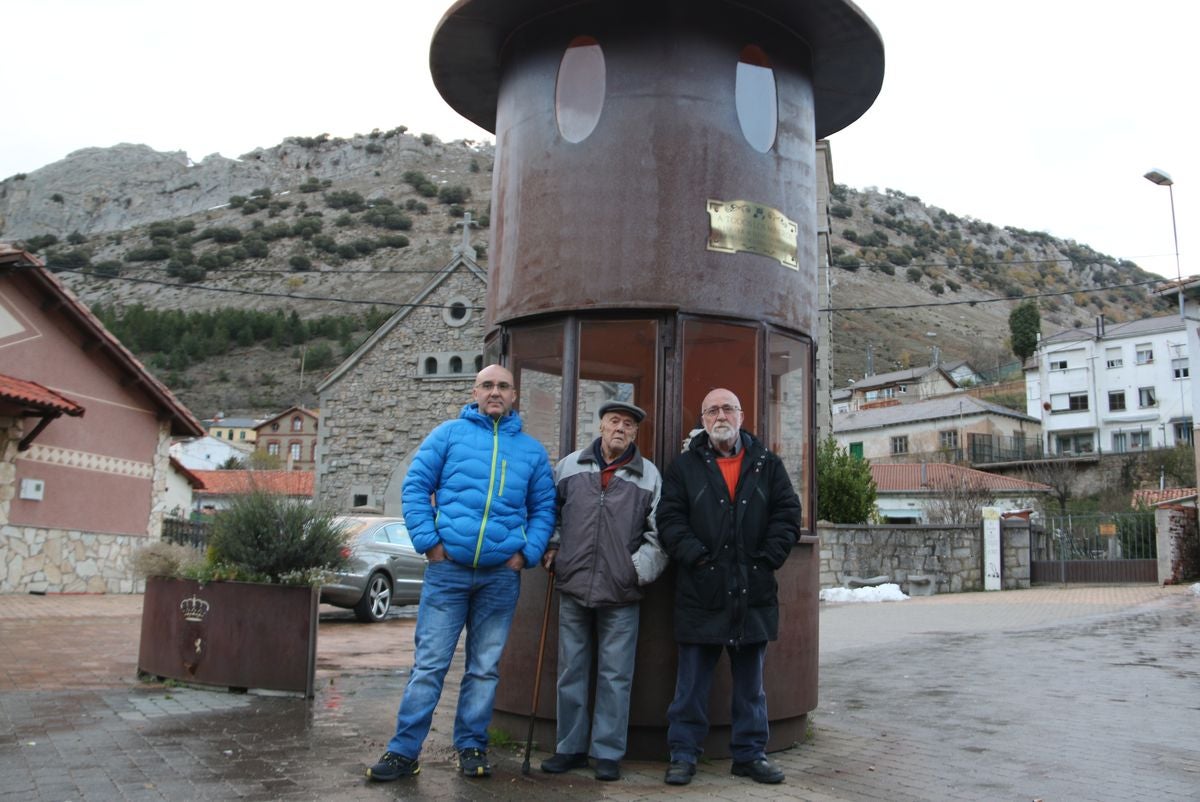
top-left (321, 516), bottom-right (426, 622)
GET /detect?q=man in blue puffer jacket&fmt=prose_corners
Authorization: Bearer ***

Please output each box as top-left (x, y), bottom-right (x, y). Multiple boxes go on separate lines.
top-left (368, 364), bottom-right (556, 783)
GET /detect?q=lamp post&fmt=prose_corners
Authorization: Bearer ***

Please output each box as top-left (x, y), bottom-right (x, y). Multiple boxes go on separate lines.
top-left (1144, 168), bottom-right (1183, 320)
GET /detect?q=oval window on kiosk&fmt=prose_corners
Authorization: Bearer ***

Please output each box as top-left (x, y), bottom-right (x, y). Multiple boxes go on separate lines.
top-left (556, 36), bottom-right (606, 143)
top-left (735, 44), bottom-right (778, 153)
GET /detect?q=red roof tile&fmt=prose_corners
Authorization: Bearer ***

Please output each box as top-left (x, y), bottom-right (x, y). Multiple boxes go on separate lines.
top-left (0, 373), bottom-right (84, 416)
top-left (870, 463), bottom-right (1052, 493)
top-left (1131, 488), bottom-right (1197, 508)
top-left (192, 470), bottom-right (315, 498)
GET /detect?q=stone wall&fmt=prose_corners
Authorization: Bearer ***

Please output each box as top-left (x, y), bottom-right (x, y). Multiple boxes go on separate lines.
top-left (0, 525), bottom-right (145, 593)
top-left (816, 520), bottom-right (1031, 593)
top-left (317, 266), bottom-right (487, 512)
top-left (1155, 504), bottom-right (1199, 584)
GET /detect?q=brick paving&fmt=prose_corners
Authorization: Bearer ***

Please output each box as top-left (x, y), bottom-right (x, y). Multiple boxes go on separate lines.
top-left (0, 584), bottom-right (1196, 800)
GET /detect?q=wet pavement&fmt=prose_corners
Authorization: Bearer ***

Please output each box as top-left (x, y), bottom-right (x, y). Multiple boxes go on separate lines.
top-left (1, 584), bottom-right (1197, 801)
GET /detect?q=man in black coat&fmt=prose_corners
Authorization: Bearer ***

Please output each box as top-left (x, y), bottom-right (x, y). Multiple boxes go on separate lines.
top-left (656, 388), bottom-right (801, 786)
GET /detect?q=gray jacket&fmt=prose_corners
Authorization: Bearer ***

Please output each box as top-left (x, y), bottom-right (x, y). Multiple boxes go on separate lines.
top-left (550, 440), bottom-right (667, 607)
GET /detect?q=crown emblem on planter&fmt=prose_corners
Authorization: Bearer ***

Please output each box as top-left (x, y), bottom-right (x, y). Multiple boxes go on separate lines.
top-left (179, 594), bottom-right (210, 622)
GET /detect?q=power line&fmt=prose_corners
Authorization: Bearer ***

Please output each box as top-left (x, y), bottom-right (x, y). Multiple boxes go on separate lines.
top-left (32, 264), bottom-right (1165, 316)
top-left (821, 279), bottom-right (1165, 313)
top-left (40, 266), bottom-right (485, 311)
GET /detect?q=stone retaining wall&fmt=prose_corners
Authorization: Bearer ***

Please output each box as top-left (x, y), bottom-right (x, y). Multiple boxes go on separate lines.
top-left (0, 525), bottom-right (145, 593)
top-left (816, 520), bottom-right (1031, 593)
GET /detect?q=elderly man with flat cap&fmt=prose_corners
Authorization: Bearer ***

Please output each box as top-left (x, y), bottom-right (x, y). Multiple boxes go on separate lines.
top-left (539, 399), bottom-right (667, 781)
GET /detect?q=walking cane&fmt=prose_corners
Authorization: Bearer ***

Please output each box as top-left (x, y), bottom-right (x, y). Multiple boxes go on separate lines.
top-left (521, 567), bottom-right (555, 775)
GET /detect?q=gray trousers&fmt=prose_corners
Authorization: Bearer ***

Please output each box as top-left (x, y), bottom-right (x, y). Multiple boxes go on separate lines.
top-left (554, 594), bottom-right (640, 760)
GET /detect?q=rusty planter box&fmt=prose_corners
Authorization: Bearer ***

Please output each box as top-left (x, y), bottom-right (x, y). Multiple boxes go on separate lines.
top-left (137, 576), bottom-right (319, 697)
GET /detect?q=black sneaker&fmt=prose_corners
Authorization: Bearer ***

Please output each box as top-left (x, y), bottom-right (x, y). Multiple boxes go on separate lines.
top-left (541, 751), bottom-right (589, 773)
top-left (731, 757), bottom-right (784, 784)
top-left (594, 758), bottom-right (621, 781)
top-left (459, 747), bottom-right (492, 777)
top-left (664, 759), bottom-right (696, 785)
top-left (366, 751), bottom-right (420, 781)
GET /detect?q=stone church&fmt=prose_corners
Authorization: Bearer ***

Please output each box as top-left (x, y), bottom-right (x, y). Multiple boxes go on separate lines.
top-left (314, 227), bottom-right (488, 514)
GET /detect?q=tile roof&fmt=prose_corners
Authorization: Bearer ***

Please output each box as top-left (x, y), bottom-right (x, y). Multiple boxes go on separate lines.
top-left (834, 393), bottom-right (1038, 432)
top-left (870, 463), bottom-right (1052, 493)
top-left (841, 365), bottom-right (952, 393)
top-left (1131, 488), bottom-right (1198, 508)
top-left (192, 470), bottom-right (315, 498)
top-left (0, 246), bottom-right (203, 437)
top-left (1040, 314), bottom-right (1183, 347)
top-left (0, 373), bottom-right (85, 416)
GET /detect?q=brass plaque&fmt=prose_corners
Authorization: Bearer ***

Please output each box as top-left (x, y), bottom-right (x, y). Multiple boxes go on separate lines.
top-left (1098, 523), bottom-right (1117, 536)
top-left (706, 199), bottom-right (798, 269)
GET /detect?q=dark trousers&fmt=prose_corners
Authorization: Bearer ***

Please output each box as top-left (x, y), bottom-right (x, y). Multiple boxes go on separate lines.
top-left (666, 641), bottom-right (768, 763)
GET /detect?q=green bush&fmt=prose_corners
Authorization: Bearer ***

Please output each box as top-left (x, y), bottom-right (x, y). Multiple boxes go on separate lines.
top-left (243, 238), bottom-right (269, 258)
top-left (22, 234), bottom-right (59, 252)
top-left (289, 255), bottom-right (313, 271)
top-left (94, 260), bottom-right (122, 278)
top-left (438, 184), bottom-right (471, 205)
top-left (830, 204), bottom-right (853, 219)
top-left (47, 249), bottom-right (91, 270)
top-left (147, 221), bottom-right (178, 240)
top-left (420, 132), bottom-right (435, 146)
top-left (905, 266), bottom-right (923, 282)
top-left (204, 491), bottom-right (348, 584)
top-left (816, 438), bottom-right (876, 523)
top-left (325, 190), bottom-right (366, 211)
top-left (126, 245), bottom-right (172, 262)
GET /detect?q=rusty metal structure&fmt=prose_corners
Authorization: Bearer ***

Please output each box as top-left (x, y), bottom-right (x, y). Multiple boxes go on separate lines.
top-left (430, 0), bottom-right (883, 758)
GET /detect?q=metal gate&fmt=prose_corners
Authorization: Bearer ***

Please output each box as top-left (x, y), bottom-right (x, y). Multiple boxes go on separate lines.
top-left (1031, 513), bottom-right (1157, 583)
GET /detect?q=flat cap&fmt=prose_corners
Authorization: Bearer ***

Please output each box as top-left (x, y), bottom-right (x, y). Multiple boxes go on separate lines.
top-left (599, 400), bottom-right (646, 423)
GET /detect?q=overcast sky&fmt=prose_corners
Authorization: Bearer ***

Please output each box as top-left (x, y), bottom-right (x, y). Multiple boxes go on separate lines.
top-left (2, 0), bottom-right (1194, 281)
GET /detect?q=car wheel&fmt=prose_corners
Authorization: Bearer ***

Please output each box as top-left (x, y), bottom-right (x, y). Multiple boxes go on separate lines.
top-left (354, 572), bottom-right (392, 622)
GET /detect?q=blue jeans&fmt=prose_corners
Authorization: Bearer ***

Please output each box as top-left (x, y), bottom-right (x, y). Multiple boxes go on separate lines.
top-left (555, 595), bottom-right (640, 760)
top-left (387, 560), bottom-right (521, 758)
top-left (666, 641), bottom-right (769, 764)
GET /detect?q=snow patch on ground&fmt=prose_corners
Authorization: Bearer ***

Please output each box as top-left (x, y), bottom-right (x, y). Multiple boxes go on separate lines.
top-left (819, 583), bottom-right (910, 603)
top-left (1188, 582), bottom-right (1200, 597)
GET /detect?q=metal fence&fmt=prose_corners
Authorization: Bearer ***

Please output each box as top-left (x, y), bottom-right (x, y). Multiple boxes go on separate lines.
top-left (162, 517), bottom-right (211, 549)
top-left (1031, 513), bottom-right (1158, 583)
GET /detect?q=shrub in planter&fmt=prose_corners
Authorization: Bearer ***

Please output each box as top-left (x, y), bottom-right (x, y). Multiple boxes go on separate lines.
top-left (204, 490), bottom-right (347, 584)
top-left (136, 491), bottom-right (349, 697)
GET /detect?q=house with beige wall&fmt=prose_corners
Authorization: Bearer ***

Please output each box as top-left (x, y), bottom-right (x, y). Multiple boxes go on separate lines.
top-left (834, 394), bottom-right (1041, 465)
top-left (255, 406), bottom-right (319, 471)
top-left (840, 364), bottom-right (959, 412)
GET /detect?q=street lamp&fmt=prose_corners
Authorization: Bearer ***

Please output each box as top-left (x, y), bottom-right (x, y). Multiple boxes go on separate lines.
top-left (1144, 168), bottom-right (1183, 320)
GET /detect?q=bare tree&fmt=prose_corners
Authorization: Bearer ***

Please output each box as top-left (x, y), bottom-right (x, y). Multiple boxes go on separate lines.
top-left (924, 475), bottom-right (997, 524)
top-left (1022, 457), bottom-right (1076, 515)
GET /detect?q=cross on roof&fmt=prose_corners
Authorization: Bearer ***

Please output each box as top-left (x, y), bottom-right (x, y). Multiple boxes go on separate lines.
top-left (454, 212), bottom-right (477, 261)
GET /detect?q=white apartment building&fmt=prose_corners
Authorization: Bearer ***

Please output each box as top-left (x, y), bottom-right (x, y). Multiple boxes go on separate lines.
top-left (1025, 315), bottom-right (1192, 455)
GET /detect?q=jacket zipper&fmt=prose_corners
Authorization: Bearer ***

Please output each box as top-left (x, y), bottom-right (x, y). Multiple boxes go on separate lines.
top-left (474, 417), bottom-right (500, 567)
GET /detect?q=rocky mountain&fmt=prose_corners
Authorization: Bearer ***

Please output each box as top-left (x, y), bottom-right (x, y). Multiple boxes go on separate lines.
top-left (0, 131), bottom-right (1172, 418)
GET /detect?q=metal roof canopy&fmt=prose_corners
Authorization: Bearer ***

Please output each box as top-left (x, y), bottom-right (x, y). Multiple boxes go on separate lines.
top-left (429, 0), bottom-right (884, 139)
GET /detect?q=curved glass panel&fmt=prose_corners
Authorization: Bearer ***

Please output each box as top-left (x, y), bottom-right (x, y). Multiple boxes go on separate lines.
top-left (555, 36), bottom-right (606, 143)
top-left (735, 45), bottom-right (777, 153)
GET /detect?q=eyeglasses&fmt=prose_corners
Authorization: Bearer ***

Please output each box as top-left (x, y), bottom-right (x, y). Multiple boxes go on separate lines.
top-left (475, 381), bottom-right (513, 392)
top-left (701, 404), bottom-right (741, 418)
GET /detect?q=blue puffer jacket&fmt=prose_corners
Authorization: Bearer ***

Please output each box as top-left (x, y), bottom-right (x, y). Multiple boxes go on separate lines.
top-left (402, 403), bottom-right (556, 568)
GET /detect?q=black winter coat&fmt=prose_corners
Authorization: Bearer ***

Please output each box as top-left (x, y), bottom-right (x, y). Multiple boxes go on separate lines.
top-left (656, 430), bottom-right (801, 645)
